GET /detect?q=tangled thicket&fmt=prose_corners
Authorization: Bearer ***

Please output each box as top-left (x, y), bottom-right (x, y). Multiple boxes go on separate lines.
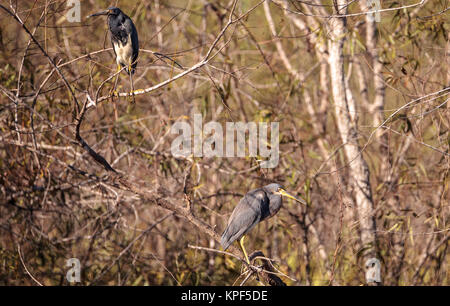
top-left (0, 0), bottom-right (448, 285)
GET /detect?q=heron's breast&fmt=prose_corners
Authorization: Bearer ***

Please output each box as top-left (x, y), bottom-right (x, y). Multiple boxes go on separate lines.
top-left (113, 34), bottom-right (133, 65)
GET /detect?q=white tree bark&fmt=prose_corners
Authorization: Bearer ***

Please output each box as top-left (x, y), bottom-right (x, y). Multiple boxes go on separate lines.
top-left (327, 1), bottom-right (378, 257)
top-left (358, 1), bottom-right (389, 181)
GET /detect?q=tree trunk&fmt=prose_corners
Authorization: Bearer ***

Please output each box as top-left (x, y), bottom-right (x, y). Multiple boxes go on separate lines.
top-left (327, 1), bottom-right (378, 262)
top-left (358, 1), bottom-right (389, 183)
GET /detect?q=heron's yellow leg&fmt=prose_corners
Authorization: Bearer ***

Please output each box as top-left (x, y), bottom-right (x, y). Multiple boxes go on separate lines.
top-left (110, 64), bottom-right (121, 98)
top-left (106, 64), bottom-right (121, 120)
top-left (127, 63), bottom-right (136, 103)
top-left (239, 236), bottom-right (250, 265)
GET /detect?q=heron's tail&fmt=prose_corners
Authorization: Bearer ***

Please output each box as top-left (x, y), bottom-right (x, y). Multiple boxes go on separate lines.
top-left (220, 227), bottom-right (232, 251)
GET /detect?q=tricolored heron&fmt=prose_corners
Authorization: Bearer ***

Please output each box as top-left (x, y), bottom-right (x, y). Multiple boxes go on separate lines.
top-left (88, 7), bottom-right (139, 100)
top-left (221, 183), bottom-right (307, 264)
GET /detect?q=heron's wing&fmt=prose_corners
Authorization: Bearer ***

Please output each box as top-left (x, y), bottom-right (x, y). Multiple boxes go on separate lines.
top-left (110, 35), bottom-right (117, 58)
top-left (123, 18), bottom-right (139, 68)
top-left (220, 189), bottom-right (268, 250)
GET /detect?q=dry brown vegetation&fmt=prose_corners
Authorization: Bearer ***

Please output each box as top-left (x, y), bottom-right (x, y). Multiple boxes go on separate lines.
top-left (0, 0), bottom-right (448, 285)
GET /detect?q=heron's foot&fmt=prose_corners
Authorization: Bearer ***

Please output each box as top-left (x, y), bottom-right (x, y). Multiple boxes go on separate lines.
top-left (126, 89), bottom-right (143, 103)
top-left (108, 86), bottom-right (120, 98)
top-left (240, 261), bottom-right (258, 277)
top-left (127, 91), bottom-right (136, 103)
top-left (120, 88), bottom-right (142, 95)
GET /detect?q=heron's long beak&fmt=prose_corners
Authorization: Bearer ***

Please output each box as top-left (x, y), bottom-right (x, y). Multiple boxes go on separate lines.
top-left (278, 189), bottom-right (307, 205)
top-left (88, 9), bottom-right (110, 18)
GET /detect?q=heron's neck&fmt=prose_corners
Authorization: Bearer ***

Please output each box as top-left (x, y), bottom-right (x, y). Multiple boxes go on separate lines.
top-left (267, 194), bottom-right (282, 217)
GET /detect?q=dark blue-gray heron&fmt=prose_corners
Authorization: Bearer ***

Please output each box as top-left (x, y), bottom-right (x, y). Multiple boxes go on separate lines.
top-left (88, 7), bottom-right (139, 99)
top-left (221, 183), bottom-right (307, 264)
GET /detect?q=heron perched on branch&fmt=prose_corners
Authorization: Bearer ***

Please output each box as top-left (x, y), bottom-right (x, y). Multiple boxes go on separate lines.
top-left (88, 7), bottom-right (139, 100)
top-left (221, 183), bottom-right (307, 264)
